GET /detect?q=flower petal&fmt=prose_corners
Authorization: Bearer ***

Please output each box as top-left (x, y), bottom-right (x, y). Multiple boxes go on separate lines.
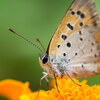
top-left (0, 79), bottom-right (31, 100)
top-left (20, 78), bottom-right (100, 100)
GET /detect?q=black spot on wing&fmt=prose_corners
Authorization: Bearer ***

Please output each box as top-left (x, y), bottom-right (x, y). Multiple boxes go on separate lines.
top-left (67, 42), bottom-right (71, 47)
top-left (71, 11), bottom-right (75, 15)
top-left (80, 13), bottom-right (85, 19)
top-left (75, 53), bottom-right (78, 56)
top-left (61, 34), bottom-right (67, 40)
top-left (79, 22), bottom-right (84, 27)
top-left (57, 45), bottom-right (60, 48)
top-left (81, 64), bottom-right (84, 68)
top-left (63, 53), bottom-right (66, 56)
top-left (94, 54), bottom-right (97, 58)
top-left (79, 31), bottom-right (82, 35)
top-left (80, 38), bottom-right (83, 41)
top-left (91, 42), bottom-right (94, 46)
top-left (67, 23), bottom-right (74, 30)
top-left (77, 10), bottom-right (81, 15)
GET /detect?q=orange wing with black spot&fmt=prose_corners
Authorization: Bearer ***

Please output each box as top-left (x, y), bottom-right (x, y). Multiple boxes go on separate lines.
top-left (46, 0), bottom-right (100, 60)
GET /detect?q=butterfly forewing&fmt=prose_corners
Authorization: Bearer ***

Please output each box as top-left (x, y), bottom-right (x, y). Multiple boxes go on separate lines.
top-left (48, 0), bottom-right (100, 60)
top-left (46, 0), bottom-right (100, 78)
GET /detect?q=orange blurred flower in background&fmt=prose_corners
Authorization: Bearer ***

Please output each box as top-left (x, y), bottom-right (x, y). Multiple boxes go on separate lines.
top-left (0, 78), bottom-right (100, 100)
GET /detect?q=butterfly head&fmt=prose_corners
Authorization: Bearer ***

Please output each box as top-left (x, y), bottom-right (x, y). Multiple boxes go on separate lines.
top-left (39, 54), bottom-right (51, 73)
top-left (39, 54), bottom-right (59, 76)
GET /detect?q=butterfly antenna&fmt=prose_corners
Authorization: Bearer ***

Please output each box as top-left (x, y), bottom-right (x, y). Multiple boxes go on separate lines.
top-left (36, 38), bottom-right (45, 52)
top-left (8, 28), bottom-right (44, 54)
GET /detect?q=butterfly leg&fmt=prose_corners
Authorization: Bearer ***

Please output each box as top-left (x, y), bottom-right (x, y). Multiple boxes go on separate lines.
top-left (39, 72), bottom-right (49, 90)
top-left (53, 72), bottom-right (60, 93)
top-left (43, 72), bottom-right (50, 90)
top-left (66, 71), bottom-right (81, 86)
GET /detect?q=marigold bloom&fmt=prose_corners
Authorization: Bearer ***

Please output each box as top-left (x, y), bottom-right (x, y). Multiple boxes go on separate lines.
top-left (0, 78), bottom-right (100, 100)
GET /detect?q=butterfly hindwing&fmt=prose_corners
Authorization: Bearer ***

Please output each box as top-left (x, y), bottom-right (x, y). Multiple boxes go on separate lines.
top-left (56, 26), bottom-right (100, 77)
top-left (47, 0), bottom-right (100, 61)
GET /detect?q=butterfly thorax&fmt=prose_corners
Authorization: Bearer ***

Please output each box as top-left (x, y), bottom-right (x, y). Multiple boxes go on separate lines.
top-left (39, 54), bottom-right (64, 78)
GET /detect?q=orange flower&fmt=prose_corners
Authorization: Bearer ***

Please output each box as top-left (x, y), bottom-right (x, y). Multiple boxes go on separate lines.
top-left (0, 78), bottom-right (100, 100)
top-left (0, 79), bottom-right (31, 100)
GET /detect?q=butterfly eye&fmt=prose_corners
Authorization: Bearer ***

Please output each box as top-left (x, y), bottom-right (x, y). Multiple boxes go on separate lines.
top-left (42, 54), bottom-right (48, 64)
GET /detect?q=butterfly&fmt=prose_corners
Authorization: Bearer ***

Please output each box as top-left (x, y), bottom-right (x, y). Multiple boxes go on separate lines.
top-left (38, 0), bottom-right (100, 91)
top-left (9, 0), bottom-right (100, 92)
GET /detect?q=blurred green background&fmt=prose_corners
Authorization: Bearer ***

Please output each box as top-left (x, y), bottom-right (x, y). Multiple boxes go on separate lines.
top-left (0, 0), bottom-right (100, 99)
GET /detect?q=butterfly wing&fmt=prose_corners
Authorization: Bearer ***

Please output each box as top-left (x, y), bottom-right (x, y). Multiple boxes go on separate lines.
top-left (56, 26), bottom-right (100, 78)
top-left (47, 0), bottom-right (100, 61)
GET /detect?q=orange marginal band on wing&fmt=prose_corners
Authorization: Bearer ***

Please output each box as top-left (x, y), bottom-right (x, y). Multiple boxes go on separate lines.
top-left (98, 60), bottom-right (100, 73)
top-left (96, 33), bottom-right (100, 43)
top-left (97, 33), bottom-right (100, 73)
top-left (0, 79), bottom-right (31, 100)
